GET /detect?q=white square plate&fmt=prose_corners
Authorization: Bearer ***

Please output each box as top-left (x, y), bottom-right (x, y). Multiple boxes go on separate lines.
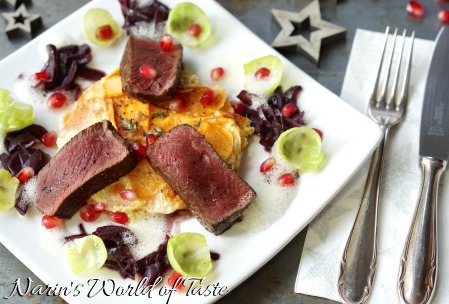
top-left (0, 0), bottom-right (382, 303)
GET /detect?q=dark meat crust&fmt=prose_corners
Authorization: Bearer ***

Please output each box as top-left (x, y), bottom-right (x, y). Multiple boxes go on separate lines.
top-left (146, 124), bottom-right (256, 235)
top-left (36, 120), bottom-right (137, 218)
top-left (120, 35), bottom-right (182, 103)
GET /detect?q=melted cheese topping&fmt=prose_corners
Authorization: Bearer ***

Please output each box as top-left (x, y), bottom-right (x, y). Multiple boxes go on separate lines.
top-left (57, 70), bottom-right (254, 216)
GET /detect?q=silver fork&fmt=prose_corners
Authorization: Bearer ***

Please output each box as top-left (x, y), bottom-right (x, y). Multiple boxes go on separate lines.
top-left (337, 27), bottom-right (415, 304)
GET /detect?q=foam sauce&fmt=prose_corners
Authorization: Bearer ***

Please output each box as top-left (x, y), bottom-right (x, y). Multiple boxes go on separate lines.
top-left (125, 214), bottom-right (167, 259)
top-left (236, 139), bottom-right (298, 232)
top-left (14, 74), bottom-right (78, 105)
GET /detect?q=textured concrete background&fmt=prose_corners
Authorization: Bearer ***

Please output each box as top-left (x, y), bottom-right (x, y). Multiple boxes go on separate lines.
top-left (0, 0), bottom-right (444, 303)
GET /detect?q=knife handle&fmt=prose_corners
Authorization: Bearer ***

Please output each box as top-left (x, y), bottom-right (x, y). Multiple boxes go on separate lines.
top-left (338, 129), bottom-right (388, 304)
top-left (398, 157), bottom-right (445, 304)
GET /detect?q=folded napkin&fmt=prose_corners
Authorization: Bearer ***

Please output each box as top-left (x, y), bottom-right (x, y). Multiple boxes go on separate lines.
top-left (295, 28), bottom-right (449, 303)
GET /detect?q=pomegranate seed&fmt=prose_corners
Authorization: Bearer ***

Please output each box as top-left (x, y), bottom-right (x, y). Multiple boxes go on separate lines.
top-left (160, 35), bottom-right (174, 52)
top-left (255, 67), bottom-right (271, 80)
top-left (200, 89), bottom-right (215, 106)
top-left (95, 24), bottom-right (114, 40)
top-left (439, 10), bottom-right (449, 23)
top-left (278, 173), bottom-right (296, 187)
top-left (260, 157), bottom-right (276, 174)
top-left (93, 202), bottom-right (105, 212)
top-left (406, 1), bottom-right (424, 18)
top-left (139, 64), bottom-right (158, 79)
top-left (41, 215), bottom-right (63, 229)
top-left (48, 92), bottom-right (67, 109)
top-left (312, 128), bottom-right (323, 139)
top-left (146, 134), bottom-right (158, 145)
top-left (210, 67), bottom-right (225, 81)
top-left (41, 131), bottom-right (57, 148)
top-left (186, 23), bottom-right (201, 37)
top-left (79, 205), bottom-right (99, 222)
top-left (281, 104), bottom-right (298, 118)
top-left (169, 95), bottom-right (187, 112)
top-left (111, 212), bottom-right (129, 224)
top-left (131, 142), bottom-right (147, 161)
top-left (34, 71), bottom-right (49, 81)
top-left (16, 166), bottom-right (35, 184)
top-left (167, 272), bottom-right (184, 291)
top-left (230, 101), bottom-right (245, 115)
top-left (120, 189), bottom-right (137, 201)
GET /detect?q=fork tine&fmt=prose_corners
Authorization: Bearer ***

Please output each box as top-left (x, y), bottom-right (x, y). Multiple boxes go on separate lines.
top-left (396, 31), bottom-right (415, 110)
top-left (370, 27), bottom-right (390, 105)
top-left (377, 28), bottom-right (398, 107)
top-left (387, 29), bottom-right (406, 109)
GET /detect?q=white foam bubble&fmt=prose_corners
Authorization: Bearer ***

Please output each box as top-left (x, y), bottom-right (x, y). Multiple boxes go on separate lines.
top-left (14, 73), bottom-right (78, 105)
top-left (236, 142), bottom-right (298, 232)
top-left (39, 225), bottom-right (69, 257)
top-left (0, 133), bottom-right (5, 155)
top-left (126, 214), bottom-right (167, 259)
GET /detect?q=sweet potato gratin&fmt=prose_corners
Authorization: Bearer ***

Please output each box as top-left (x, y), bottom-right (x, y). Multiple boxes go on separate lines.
top-left (57, 70), bottom-right (254, 217)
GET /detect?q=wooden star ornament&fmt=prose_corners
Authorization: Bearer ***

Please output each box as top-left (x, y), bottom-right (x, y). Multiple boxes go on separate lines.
top-left (271, 0), bottom-right (346, 65)
top-left (2, 3), bottom-right (42, 38)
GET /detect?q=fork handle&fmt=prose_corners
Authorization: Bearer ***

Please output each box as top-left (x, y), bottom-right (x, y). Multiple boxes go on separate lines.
top-left (337, 128), bottom-right (389, 304)
top-left (398, 157), bottom-right (445, 304)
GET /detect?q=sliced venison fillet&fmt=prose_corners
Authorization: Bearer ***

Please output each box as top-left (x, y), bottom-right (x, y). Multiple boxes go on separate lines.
top-left (146, 124), bottom-right (256, 235)
top-left (36, 120), bottom-right (137, 218)
top-left (120, 35), bottom-right (183, 102)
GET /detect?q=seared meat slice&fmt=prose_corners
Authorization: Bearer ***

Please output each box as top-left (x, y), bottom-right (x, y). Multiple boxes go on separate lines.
top-left (36, 120), bottom-right (137, 218)
top-left (120, 35), bottom-right (183, 102)
top-left (146, 124), bottom-right (256, 235)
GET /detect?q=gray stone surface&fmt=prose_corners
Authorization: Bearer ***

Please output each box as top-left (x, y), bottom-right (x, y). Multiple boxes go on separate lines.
top-left (0, 0), bottom-right (444, 303)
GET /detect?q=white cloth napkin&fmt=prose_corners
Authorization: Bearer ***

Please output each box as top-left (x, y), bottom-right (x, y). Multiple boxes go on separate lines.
top-left (295, 28), bottom-right (449, 303)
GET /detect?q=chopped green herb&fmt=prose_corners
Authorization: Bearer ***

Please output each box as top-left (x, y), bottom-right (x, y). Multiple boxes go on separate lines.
top-left (151, 111), bottom-right (168, 119)
top-left (120, 118), bottom-right (138, 133)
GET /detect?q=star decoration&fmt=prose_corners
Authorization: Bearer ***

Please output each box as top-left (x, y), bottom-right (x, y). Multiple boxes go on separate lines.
top-left (2, 3), bottom-right (42, 38)
top-left (7, 0), bottom-right (32, 9)
top-left (271, 0), bottom-right (346, 65)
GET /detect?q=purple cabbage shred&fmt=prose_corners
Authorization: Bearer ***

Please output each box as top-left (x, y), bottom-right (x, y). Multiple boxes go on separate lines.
top-left (237, 85), bottom-right (305, 151)
top-left (34, 44), bottom-right (105, 96)
top-left (118, 0), bottom-right (170, 33)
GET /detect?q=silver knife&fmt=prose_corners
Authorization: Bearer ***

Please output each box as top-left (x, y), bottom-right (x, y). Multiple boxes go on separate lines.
top-left (398, 25), bottom-right (449, 304)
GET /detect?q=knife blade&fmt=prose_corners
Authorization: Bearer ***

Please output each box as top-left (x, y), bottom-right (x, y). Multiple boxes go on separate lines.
top-left (398, 25), bottom-right (449, 304)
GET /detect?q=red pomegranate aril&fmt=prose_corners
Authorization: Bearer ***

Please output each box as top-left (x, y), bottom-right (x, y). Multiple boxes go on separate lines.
top-left (255, 67), bottom-right (271, 80)
top-left (41, 215), bottom-right (64, 229)
top-left (200, 89), bottom-right (215, 106)
top-left (169, 95), bottom-right (187, 112)
top-left (79, 205), bottom-right (99, 222)
top-left (111, 212), bottom-right (129, 224)
top-left (48, 92), bottom-right (67, 109)
top-left (96, 24), bottom-right (114, 40)
top-left (34, 71), bottom-right (49, 81)
top-left (93, 202), bottom-right (105, 212)
top-left (210, 67), bottom-right (225, 81)
top-left (312, 128), bottom-right (323, 139)
top-left (131, 142), bottom-right (147, 161)
top-left (439, 10), bottom-right (449, 23)
top-left (406, 1), bottom-right (424, 18)
top-left (120, 189), bottom-right (137, 201)
top-left (16, 166), bottom-right (35, 184)
top-left (41, 131), bottom-right (57, 148)
top-left (139, 64), bottom-right (158, 79)
top-left (160, 35), bottom-right (174, 52)
top-left (281, 103), bottom-right (298, 118)
top-left (146, 134), bottom-right (158, 145)
top-left (186, 23), bottom-right (201, 37)
top-left (260, 157), bottom-right (276, 174)
top-left (231, 101), bottom-right (245, 115)
top-left (278, 173), bottom-right (295, 187)
top-left (167, 272), bottom-right (184, 291)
